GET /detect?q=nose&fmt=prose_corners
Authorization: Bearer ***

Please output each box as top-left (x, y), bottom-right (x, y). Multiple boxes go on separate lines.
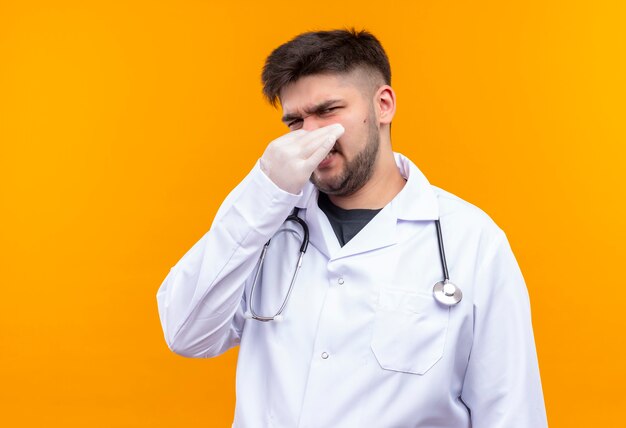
top-left (302, 116), bottom-right (326, 131)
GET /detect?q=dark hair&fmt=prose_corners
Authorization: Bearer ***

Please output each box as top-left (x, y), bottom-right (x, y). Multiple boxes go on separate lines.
top-left (261, 28), bottom-right (391, 106)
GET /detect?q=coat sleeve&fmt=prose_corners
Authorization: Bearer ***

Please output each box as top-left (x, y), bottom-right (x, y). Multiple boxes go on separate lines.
top-left (461, 229), bottom-right (548, 427)
top-left (156, 162), bottom-right (301, 358)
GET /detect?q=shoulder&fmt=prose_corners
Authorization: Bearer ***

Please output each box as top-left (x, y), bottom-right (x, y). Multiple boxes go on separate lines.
top-left (431, 185), bottom-right (507, 248)
top-left (432, 186), bottom-right (493, 221)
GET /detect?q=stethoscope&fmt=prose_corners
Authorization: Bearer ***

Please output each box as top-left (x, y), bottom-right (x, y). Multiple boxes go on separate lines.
top-left (245, 208), bottom-right (462, 322)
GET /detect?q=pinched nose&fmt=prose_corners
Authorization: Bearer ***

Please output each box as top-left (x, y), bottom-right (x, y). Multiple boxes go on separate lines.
top-left (302, 117), bottom-right (345, 133)
top-left (301, 117), bottom-right (322, 131)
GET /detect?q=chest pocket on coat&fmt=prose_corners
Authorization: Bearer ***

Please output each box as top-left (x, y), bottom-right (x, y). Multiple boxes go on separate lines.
top-left (370, 287), bottom-right (450, 375)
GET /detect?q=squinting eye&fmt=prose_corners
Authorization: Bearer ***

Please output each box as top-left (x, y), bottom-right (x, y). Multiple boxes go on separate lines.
top-left (320, 107), bottom-right (338, 115)
top-left (288, 119), bottom-right (303, 129)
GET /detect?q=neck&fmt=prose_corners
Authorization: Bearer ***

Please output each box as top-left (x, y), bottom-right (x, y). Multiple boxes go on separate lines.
top-left (328, 149), bottom-right (406, 210)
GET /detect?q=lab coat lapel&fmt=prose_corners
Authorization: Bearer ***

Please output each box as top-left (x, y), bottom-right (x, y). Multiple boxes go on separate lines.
top-left (307, 202), bottom-right (342, 259)
top-left (296, 186), bottom-right (397, 261)
top-left (334, 206), bottom-right (397, 260)
top-left (296, 185), bottom-right (341, 259)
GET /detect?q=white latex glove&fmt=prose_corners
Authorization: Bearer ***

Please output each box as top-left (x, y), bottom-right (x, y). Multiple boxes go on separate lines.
top-left (259, 123), bottom-right (345, 194)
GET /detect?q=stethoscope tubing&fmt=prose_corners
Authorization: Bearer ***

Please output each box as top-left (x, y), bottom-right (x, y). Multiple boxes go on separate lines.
top-left (435, 219), bottom-right (450, 282)
top-left (247, 209), bottom-right (309, 322)
top-left (247, 209), bottom-right (462, 322)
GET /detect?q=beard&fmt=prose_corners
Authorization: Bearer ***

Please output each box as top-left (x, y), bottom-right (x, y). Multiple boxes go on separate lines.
top-left (310, 110), bottom-right (380, 197)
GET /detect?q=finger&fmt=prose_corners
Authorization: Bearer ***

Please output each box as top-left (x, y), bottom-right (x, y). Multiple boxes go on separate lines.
top-left (288, 129), bottom-right (308, 138)
top-left (298, 123), bottom-right (343, 146)
top-left (272, 129), bottom-right (307, 149)
top-left (299, 124), bottom-right (344, 158)
top-left (303, 130), bottom-right (343, 169)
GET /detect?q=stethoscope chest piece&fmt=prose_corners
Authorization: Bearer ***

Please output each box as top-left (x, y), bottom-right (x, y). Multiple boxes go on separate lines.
top-left (433, 280), bottom-right (463, 306)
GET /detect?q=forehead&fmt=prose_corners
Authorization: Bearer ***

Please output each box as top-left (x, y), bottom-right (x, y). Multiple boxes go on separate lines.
top-left (279, 73), bottom-right (365, 113)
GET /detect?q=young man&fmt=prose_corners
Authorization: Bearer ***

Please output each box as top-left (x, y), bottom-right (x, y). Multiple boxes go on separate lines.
top-left (157, 29), bottom-right (547, 427)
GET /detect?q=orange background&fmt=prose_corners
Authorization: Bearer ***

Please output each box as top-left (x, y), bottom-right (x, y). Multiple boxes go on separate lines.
top-left (1, 0), bottom-right (625, 426)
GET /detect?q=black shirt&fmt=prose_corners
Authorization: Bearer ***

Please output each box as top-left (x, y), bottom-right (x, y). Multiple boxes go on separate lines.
top-left (317, 192), bottom-right (382, 247)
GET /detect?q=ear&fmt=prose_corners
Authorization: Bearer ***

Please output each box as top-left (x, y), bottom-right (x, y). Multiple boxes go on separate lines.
top-left (374, 85), bottom-right (396, 125)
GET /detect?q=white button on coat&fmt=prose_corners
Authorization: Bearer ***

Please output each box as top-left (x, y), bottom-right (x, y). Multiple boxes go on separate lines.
top-left (157, 153), bottom-right (547, 428)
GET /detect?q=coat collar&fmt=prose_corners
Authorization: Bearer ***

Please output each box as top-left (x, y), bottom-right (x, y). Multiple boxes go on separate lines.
top-left (293, 152), bottom-right (439, 259)
top-left (389, 152), bottom-right (439, 221)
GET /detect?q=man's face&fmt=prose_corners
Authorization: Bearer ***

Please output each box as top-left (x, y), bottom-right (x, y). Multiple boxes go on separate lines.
top-left (279, 72), bottom-right (381, 196)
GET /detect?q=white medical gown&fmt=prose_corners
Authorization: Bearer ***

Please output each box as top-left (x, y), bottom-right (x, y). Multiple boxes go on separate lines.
top-left (157, 153), bottom-right (548, 427)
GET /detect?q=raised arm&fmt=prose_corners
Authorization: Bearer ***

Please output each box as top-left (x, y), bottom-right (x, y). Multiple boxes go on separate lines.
top-left (156, 124), bottom-right (344, 358)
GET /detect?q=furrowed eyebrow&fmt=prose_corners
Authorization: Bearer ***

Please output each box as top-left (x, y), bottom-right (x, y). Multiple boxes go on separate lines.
top-left (281, 113), bottom-right (301, 124)
top-left (281, 99), bottom-right (343, 124)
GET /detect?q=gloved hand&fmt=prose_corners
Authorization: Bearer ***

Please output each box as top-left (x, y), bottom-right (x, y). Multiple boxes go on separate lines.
top-left (260, 123), bottom-right (345, 194)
